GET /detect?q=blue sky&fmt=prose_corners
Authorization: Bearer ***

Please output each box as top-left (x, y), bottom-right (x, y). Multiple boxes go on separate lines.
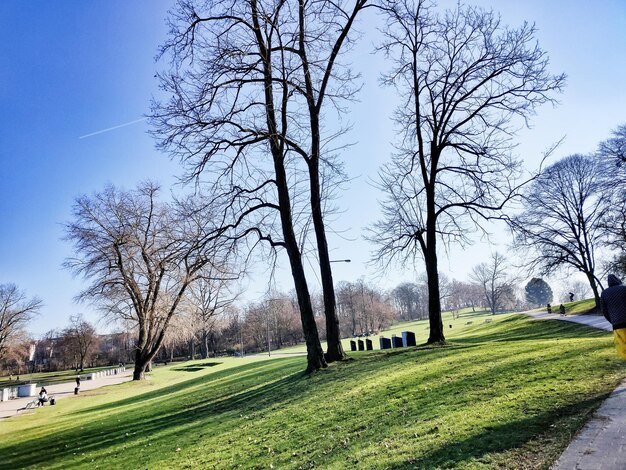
top-left (0, 1), bottom-right (625, 337)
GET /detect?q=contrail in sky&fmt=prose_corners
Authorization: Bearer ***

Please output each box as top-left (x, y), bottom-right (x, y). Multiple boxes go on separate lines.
top-left (79, 117), bottom-right (148, 139)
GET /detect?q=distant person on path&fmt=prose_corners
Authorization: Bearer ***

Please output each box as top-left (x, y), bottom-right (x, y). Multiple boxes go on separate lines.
top-left (76, 375), bottom-right (81, 388)
top-left (559, 304), bottom-right (566, 316)
top-left (600, 274), bottom-right (626, 359)
top-left (38, 387), bottom-right (48, 407)
top-left (547, 303), bottom-right (552, 314)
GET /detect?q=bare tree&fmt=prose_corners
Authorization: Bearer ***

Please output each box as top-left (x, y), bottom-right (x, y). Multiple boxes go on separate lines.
top-left (509, 155), bottom-right (607, 308)
top-left (447, 279), bottom-right (482, 317)
top-left (152, 0), bottom-right (370, 368)
top-left (157, 311), bottom-right (196, 363)
top-left (335, 279), bottom-right (394, 335)
top-left (392, 282), bottom-right (423, 321)
top-left (185, 266), bottom-right (239, 359)
top-left (65, 314), bottom-right (98, 371)
top-left (599, 124), bottom-right (626, 167)
top-left (598, 124), bottom-right (626, 275)
top-left (336, 281), bottom-right (359, 336)
top-left (368, 0), bottom-right (564, 343)
top-left (561, 280), bottom-right (591, 303)
top-left (470, 253), bottom-right (517, 315)
top-left (0, 331), bottom-right (31, 376)
top-left (0, 284), bottom-right (42, 360)
top-left (64, 182), bottom-right (235, 380)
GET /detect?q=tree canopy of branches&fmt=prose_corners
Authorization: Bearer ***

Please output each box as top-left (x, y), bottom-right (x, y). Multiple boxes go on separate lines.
top-left (335, 279), bottom-right (395, 336)
top-left (445, 279), bottom-right (483, 316)
top-left (599, 124), bottom-right (626, 167)
top-left (63, 314), bottom-right (98, 371)
top-left (368, 0), bottom-right (564, 343)
top-left (185, 265), bottom-right (239, 359)
top-left (598, 124), bottom-right (626, 275)
top-left (470, 253), bottom-right (517, 315)
top-left (64, 182), bottom-right (235, 380)
top-left (391, 282), bottom-right (423, 321)
top-left (509, 155), bottom-right (607, 308)
top-left (0, 284), bottom-right (42, 360)
top-left (153, 0), bottom-right (370, 371)
top-left (524, 278), bottom-right (553, 307)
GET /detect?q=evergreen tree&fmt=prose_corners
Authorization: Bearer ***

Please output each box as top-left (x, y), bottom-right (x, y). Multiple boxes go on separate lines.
top-left (525, 278), bottom-right (553, 307)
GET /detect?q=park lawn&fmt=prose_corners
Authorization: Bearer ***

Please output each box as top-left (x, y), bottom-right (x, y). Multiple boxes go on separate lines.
top-left (524, 298), bottom-right (596, 316)
top-left (563, 298), bottom-right (597, 315)
top-left (0, 365), bottom-right (122, 388)
top-left (0, 314), bottom-right (624, 470)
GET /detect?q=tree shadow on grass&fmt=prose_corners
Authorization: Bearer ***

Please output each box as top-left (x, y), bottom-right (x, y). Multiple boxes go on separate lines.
top-left (0, 359), bottom-right (313, 469)
top-left (172, 361), bottom-right (222, 372)
top-left (385, 396), bottom-right (605, 469)
top-left (71, 359), bottom-right (296, 416)
top-left (453, 315), bottom-right (608, 345)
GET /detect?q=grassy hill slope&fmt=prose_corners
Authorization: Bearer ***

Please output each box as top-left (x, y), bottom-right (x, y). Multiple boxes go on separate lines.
top-left (1, 314), bottom-right (624, 469)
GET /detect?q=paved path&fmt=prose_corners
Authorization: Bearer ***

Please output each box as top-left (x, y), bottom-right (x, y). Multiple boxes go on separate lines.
top-left (526, 310), bottom-right (612, 331)
top-left (525, 311), bottom-right (626, 469)
top-left (0, 369), bottom-right (133, 420)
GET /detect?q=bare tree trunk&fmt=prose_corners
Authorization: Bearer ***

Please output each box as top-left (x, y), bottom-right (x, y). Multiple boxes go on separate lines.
top-left (309, 163), bottom-right (345, 362)
top-left (425, 200), bottom-right (445, 344)
top-left (282, 221), bottom-right (327, 372)
top-left (189, 338), bottom-right (195, 360)
top-left (202, 329), bottom-right (209, 359)
top-left (252, 0), bottom-right (326, 372)
top-left (425, 252), bottom-right (445, 343)
top-left (133, 351), bottom-right (148, 381)
top-left (270, 130), bottom-right (326, 372)
top-left (586, 272), bottom-right (601, 310)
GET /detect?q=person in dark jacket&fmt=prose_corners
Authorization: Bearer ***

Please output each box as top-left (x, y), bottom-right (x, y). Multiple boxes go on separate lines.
top-left (600, 274), bottom-right (626, 359)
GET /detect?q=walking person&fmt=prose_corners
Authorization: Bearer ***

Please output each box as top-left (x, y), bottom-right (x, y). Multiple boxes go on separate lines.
top-left (600, 274), bottom-right (626, 359)
top-left (75, 375), bottom-right (81, 394)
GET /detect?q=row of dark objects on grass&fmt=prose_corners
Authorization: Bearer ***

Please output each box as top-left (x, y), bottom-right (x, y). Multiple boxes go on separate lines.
top-left (350, 331), bottom-right (417, 352)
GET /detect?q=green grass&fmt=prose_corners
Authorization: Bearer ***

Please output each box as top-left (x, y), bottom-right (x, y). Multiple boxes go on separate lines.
top-left (525, 298), bottom-right (597, 316)
top-left (0, 365), bottom-right (122, 388)
top-left (563, 298), bottom-right (597, 315)
top-left (0, 315), bottom-right (623, 469)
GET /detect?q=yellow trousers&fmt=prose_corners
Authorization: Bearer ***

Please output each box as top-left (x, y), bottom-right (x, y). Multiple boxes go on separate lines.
top-left (614, 328), bottom-right (626, 360)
